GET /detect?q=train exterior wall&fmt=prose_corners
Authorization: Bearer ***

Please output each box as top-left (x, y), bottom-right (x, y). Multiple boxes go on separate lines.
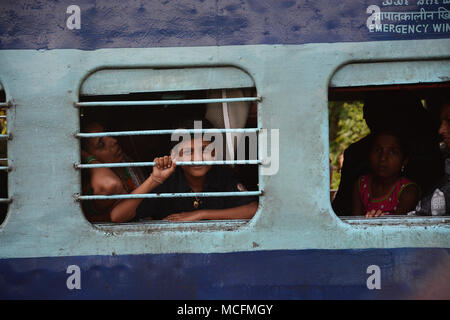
top-left (0, 0), bottom-right (449, 299)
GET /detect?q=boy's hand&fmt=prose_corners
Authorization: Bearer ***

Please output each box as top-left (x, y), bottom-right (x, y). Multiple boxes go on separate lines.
top-left (151, 156), bottom-right (176, 183)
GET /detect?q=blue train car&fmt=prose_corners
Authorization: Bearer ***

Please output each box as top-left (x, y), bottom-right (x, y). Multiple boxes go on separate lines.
top-left (0, 0), bottom-right (449, 300)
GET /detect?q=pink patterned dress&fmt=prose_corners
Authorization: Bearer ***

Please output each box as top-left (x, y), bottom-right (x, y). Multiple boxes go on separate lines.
top-left (359, 174), bottom-right (418, 215)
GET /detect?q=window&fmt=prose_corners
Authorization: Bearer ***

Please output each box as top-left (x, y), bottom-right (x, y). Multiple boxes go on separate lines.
top-left (328, 60), bottom-right (450, 221)
top-left (75, 67), bottom-right (260, 225)
top-left (0, 84), bottom-right (9, 225)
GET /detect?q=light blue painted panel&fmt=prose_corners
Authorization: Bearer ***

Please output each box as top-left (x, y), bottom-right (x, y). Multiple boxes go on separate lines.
top-left (0, 40), bottom-right (449, 260)
top-left (331, 60), bottom-right (450, 87)
top-left (80, 67), bottom-right (255, 95)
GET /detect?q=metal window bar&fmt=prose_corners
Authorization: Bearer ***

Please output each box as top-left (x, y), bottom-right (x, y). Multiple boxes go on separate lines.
top-left (0, 102), bottom-right (9, 203)
top-left (76, 93), bottom-right (262, 200)
top-left (75, 97), bottom-right (261, 108)
top-left (76, 191), bottom-right (262, 201)
top-left (0, 111), bottom-right (7, 169)
top-left (76, 130), bottom-right (262, 199)
top-left (75, 160), bottom-right (261, 169)
top-left (76, 128), bottom-right (259, 138)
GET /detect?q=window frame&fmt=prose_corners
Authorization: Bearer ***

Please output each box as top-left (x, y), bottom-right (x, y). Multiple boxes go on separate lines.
top-left (0, 83), bottom-right (11, 226)
top-left (328, 60), bottom-right (450, 225)
top-left (75, 66), bottom-right (262, 231)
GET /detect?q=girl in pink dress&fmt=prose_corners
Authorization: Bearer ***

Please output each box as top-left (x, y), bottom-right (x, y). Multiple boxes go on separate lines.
top-left (352, 130), bottom-right (420, 217)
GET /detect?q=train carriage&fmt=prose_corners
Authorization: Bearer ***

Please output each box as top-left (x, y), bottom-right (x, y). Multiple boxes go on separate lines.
top-left (0, 0), bottom-right (449, 299)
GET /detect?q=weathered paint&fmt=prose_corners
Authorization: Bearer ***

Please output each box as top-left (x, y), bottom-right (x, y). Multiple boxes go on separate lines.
top-left (80, 67), bottom-right (255, 95)
top-left (0, 0), bottom-right (449, 50)
top-left (0, 0), bottom-right (449, 299)
top-left (1, 248), bottom-right (449, 299)
top-left (0, 41), bottom-right (449, 260)
top-left (331, 61), bottom-right (450, 88)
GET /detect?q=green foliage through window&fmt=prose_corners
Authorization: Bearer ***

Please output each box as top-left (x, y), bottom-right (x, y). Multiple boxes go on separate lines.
top-left (329, 101), bottom-right (369, 190)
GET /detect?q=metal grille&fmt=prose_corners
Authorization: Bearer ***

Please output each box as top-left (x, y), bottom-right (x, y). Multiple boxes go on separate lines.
top-left (0, 97), bottom-right (10, 205)
top-left (75, 90), bottom-right (262, 202)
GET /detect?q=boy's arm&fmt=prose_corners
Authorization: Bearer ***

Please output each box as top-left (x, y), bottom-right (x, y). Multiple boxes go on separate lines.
top-left (164, 201), bottom-right (258, 222)
top-left (109, 156), bottom-right (176, 223)
top-left (108, 175), bottom-right (164, 222)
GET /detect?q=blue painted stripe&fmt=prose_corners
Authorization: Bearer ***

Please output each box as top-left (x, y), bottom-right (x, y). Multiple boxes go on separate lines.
top-left (1, 248), bottom-right (449, 299)
top-left (0, 0), bottom-right (448, 50)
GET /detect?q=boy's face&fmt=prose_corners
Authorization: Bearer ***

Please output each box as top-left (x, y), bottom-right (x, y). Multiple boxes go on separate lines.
top-left (173, 138), bottom-right (214, 178)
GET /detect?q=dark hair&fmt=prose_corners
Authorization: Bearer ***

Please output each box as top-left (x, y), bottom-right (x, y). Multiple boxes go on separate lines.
top-left (363, 91), bottom-right (425, 133)
top-left (79, 117), bottom-right (107, 151)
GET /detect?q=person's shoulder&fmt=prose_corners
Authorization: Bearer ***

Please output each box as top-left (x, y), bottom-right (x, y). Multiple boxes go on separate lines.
top-left (398, 177), bottom-right (420, 197)
top-left (399, 176), bottom-right (417, 186)
top-left (208, 166), bottom-right (247, 191)
top-left (355, 174), bottom-right (370, 191)
top-left (358, 174), bottom-right (370, 184)
top-left (159, 167), bottom-right (183, 190)
top-left (206, 165), bottom-right (231, 180)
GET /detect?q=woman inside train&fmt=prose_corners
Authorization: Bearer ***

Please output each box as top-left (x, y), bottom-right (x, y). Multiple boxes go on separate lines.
top-left (352, 129), bottom-right (420, 217)
top-left (81, 120), bottom-right (175, 223)
top-left (81, 118), bottom-right (258, 223)
top-left (333, 92), bottom-right (442, 216)
top-left (414, 97), bottom-right (450, 216)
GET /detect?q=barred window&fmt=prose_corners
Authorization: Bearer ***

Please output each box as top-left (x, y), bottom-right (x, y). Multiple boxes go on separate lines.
top-left (0, 84), bottom-right (10, 225)
top-left (329, 60), bottom-right (450, 222)
top-left (75, 67), bottom-right (261, 225)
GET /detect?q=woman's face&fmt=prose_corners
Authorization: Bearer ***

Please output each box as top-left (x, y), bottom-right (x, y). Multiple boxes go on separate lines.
top-left (85, 123), bottom-right (124, 163)
top-left (369, 133), bottom-right (406, 180)
top-left (173, 138), bottom-right (214, 178)
top-left (439, 104), bottom-right (450, 148)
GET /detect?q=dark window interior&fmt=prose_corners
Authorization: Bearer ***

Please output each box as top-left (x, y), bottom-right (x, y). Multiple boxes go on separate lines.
top-left (329, 82), bottom-right (450, 217)
top-left (0, 89), bottom-right (7, 225)
top-left (79, 88), bottom-right (259, 221)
